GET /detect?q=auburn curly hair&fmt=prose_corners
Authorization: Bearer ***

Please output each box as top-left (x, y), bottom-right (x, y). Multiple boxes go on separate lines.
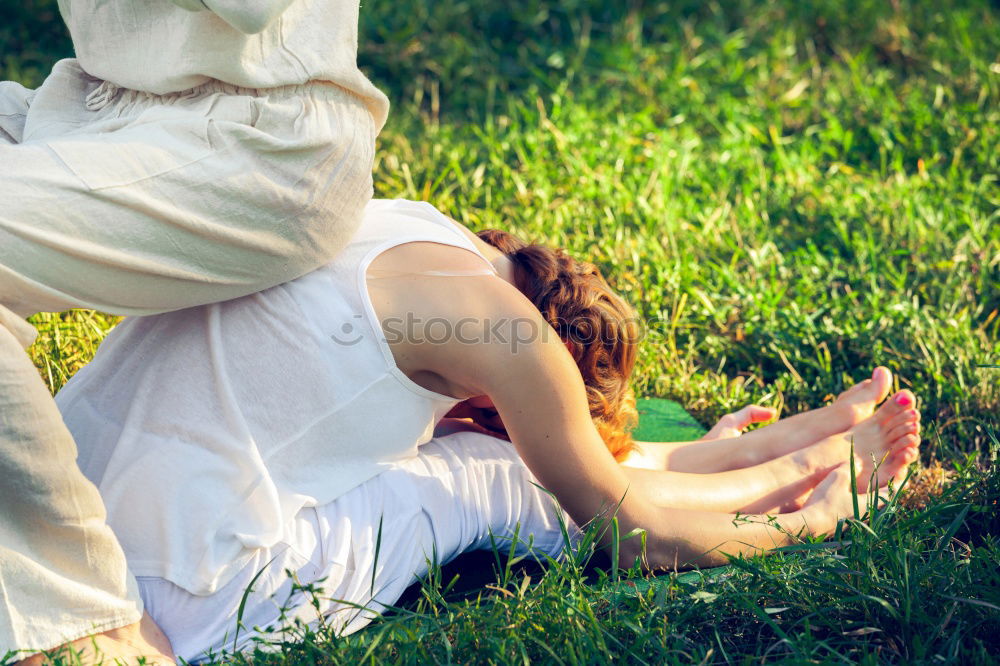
top-left (478, 229), bottom-right (640, 461)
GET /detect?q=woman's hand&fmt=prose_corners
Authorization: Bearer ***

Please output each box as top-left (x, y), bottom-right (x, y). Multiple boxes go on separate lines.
top-left (701, 404), bottom-right (777, 440)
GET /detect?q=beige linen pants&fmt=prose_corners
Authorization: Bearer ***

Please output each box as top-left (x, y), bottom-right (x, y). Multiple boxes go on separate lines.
top-left (0, 59), bottom-right (375, 653)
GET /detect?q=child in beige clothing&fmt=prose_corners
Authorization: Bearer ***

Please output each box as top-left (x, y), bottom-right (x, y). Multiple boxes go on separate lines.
top-left (0, 0), bottom-right (387, 658)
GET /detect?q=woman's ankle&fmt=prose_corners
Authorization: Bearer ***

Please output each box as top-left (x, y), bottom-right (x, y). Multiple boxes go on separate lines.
top-left (790, 435), bottom-right (848, 480)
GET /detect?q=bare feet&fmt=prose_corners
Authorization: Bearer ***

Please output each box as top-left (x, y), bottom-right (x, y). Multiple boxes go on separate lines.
top-left (795, 389), bottom-right (921, 493)
top-left (17, 612), bottom-right (175, 666)
top-left (801, 462), bottom-right (876, 531)
top-left (621, 368), bottom-right (903, 477)
top-left (828, 366), bottom-right (894, 429)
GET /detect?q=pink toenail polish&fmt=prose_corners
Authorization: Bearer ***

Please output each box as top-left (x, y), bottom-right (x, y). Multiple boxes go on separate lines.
top-left (895, 394), bottom-right (912, 407)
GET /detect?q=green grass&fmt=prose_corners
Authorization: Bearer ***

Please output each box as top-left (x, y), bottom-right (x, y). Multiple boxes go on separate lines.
top-left (4, 0), bottom-right (999, 662)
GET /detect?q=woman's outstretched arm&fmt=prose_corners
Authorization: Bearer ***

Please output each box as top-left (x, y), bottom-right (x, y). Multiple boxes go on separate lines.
top-left (411, 276), bottom-right (859, 570)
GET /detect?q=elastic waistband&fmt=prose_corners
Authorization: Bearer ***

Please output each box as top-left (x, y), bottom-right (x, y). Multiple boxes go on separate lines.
top-left (85, 78), bottom-right (355, 112)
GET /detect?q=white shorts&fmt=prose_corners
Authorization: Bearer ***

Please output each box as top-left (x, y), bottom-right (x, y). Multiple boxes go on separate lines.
top-left (137, 434), bottom-right (577, 662)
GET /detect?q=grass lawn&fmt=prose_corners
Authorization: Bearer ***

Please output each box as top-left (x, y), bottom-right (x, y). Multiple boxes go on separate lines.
top-left (3, 0), bottom-right (999, 662)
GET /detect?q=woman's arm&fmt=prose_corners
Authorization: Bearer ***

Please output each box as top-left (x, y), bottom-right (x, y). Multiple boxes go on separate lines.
top-left (619, 463), bottom-right (862, 569)
top-left (411, 276), bottom-right (853, 569)
top-left (169, 0), bottom-right (297, 34)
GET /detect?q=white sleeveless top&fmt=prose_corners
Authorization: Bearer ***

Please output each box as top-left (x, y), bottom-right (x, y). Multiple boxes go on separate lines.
top-left (56, 199), bottom-right (495, 594)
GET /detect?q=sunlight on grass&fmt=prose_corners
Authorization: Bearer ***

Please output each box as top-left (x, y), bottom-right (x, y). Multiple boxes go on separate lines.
top-left (5, 0), bottom-right (998, 662)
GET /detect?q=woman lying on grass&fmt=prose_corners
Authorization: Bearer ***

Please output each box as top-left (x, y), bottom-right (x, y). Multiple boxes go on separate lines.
top-left (53, 199), bottom-right (921, 661)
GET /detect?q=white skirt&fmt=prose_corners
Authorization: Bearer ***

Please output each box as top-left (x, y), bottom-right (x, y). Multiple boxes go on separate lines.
top-left (136, 433), bottom-right (577, 662)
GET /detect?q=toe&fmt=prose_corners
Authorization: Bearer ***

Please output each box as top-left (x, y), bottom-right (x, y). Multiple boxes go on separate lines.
top-left (892, 390), bottom-right (916, 408)
top-left (887, 420), bottom-right (920, 444)
top-left (896, 433), bottom-right (920, 451)
top-left (884, 408), bottom-right (920, 432)
top-left (870, 366), bottom-right (893, 401)
top-left (875, 442), bottom-right (919, 486)
top-left (887, 447), bottom-right (918, 474)
top-left (874, 390), bottom-right (915, 422)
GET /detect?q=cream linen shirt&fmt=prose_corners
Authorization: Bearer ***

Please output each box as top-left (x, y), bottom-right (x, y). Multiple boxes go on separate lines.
top-left (57, 0), bottom-right (389, 131)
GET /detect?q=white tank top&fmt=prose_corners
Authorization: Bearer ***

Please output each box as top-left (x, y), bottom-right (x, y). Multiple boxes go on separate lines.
top-left (56, 199), bottom-right (495, 594)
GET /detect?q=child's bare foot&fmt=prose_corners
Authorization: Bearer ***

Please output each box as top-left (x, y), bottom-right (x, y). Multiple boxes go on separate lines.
top-left (16, 611), bottom-right (175, 666)
top-left (794, 389), bottom-right (921, 492)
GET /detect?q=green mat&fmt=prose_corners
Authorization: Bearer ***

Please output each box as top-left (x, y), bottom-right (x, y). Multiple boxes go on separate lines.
top-left (632, 397), bottom-right (707, 442)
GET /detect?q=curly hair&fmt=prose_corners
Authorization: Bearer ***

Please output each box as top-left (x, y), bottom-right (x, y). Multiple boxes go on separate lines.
top-left (477, 229), bottom-right (640, 461)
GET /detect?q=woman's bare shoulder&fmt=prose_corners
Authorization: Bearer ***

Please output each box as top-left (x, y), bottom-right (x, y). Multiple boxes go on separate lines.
top-left (365, 242), bottom-right (530, 399)
top-left (367, 239), bottom-right (498, 278)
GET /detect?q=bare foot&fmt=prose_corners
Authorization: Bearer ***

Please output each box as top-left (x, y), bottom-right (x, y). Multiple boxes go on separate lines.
top-left (827, 366), bottom-right (894, 430)
top-left (794, 389), bottom-right (921, 493)
top-left (621, 368), bottom-right (899, 475)
top-left (847, 389), bottom-right (921, 489)
top-left (801, 462), bottom-right (876, 531)
top-left (783, 441), bottom-right (920, 513)
top-left (707, 366), bottom-right (891, 444)
top-left (17, 612), bottom-right (175, 665)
